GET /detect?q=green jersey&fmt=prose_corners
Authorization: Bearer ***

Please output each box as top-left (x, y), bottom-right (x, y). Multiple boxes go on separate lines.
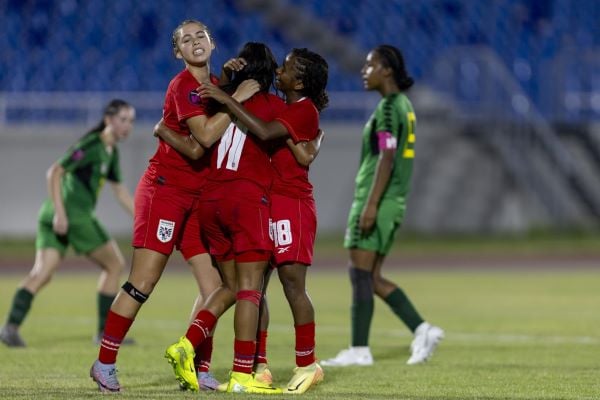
top-left (39, 133), bottom-right (122, 221)
top-left (353, 93), bottom-right (416, 203)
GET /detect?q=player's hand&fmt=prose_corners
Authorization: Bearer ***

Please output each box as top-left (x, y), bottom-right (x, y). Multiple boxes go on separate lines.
top-left (232, 79), bottom-right (260, 103)
top-left (198, 81), bottom-right (230, 104)
top-left (52, 213), bottom-right (68, 235)
top-left (358, 203), bottom-right (377, 235)
top-left (223, 57), bottom-right (247, 73)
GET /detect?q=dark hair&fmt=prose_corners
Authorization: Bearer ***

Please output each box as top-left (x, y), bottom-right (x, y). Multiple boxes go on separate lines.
top-left (84, 99), bottom-right (132, 136)
top-left (290, 48), bottom-right (329, 112)
top-left (221, 42), bottom-right (277, 93)
top-left (373, 45), bottom-right (414, 90)
top-left (171, 19), bottom-right (213, 57)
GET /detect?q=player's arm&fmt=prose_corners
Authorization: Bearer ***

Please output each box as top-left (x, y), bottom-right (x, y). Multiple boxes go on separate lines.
top-left (286, 129), bottom-right (324, 167)
top-left (153, 118), bottom-right (205, 160)
top-left (46, 162), bottom-right (68, 235)
top-left (188, 79), bottom-right (260, 147)
top-left (220, 57), bottom-right (247, 85)
top-left (198, 81), bottom-right (289, 141)
top-left (359, 137), bottom-right (396, 235)
top-left (109, 182), bottom-right (134, 217)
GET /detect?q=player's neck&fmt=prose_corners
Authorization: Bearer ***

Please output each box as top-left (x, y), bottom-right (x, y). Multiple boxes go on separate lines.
top-left (378, 81), bottom-right (400, 97)
top-left (285, 91), bottom-right (303, 104)
top-left (187, 63), bottom-right (210, 83)
top-left (100, 128), bottom-right (116, 148)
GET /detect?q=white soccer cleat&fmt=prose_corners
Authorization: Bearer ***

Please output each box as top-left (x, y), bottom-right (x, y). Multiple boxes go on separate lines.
top-left (321, 346), bottom-right (373, 367)
top-left (407, 322), bottom-right (444, 365)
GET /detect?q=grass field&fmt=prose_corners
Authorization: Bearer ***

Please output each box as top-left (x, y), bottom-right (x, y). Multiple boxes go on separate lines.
top-left (1, 265), bottom-right (599, 399)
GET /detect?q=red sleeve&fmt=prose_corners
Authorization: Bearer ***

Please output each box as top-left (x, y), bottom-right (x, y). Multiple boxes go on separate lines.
top-left (275, 100), bottom-right (319, 143)
top-left (172, 75), bottom-right (209, 123)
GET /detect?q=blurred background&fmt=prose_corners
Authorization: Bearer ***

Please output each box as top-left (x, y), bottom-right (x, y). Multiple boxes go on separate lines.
top-left (0, 0), bottom-right (599, 238)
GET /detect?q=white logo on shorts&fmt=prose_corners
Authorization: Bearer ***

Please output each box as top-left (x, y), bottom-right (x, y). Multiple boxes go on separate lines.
top-left (157, 219), bottom-right (175, 243)
top-left (277, 246), bottom-right (291, 254)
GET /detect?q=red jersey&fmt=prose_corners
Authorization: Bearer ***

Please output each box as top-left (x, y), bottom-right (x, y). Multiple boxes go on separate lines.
top-left (145, 70), bottom-right (219, 193)
top-left (202, 92), bottom-right (287, 198)
top-left (271, 97), bottom-right (320, 198)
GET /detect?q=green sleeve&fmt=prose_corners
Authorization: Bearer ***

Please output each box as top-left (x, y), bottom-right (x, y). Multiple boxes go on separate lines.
top-left (107, 147), bottom-right (122, 183)
top-left (374, 96), bottom-right (402, 139)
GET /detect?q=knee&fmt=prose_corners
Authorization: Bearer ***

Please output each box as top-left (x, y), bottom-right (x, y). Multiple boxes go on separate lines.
top-left (349, 267), bottom-right (374, 301)
top-left (372, 276), bottom-right (387, 297)
top-left (105, 259), bottom-right (126, 275)
top-left (27, 269), bottom-right (52, 289)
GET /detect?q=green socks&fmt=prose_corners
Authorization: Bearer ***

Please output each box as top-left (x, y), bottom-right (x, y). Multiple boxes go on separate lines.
top-left (383, 287), bottom-right (424, 332)
top-left (97, 293), bottom-right (116, 334)
top-left (349, 268), bottom-right (374, 346)
top-left (7, 288), bottom-right (34, 325)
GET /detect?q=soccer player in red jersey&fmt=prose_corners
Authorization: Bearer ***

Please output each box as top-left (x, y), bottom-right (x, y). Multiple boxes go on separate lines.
top-left (199, 48), bottom-right (329, 394)
top-left (89, 20), bottom-right (258, 393)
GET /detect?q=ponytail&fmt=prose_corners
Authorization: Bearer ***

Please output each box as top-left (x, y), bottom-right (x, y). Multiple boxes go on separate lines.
top-left (374, 45), bottom-right (414, 91)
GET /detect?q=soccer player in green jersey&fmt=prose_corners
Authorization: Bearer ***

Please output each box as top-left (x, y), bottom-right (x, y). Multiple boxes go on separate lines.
top-left (322, 45), bottom-right (444, 367)
top-left (0, 99), bottom-right (135, 347)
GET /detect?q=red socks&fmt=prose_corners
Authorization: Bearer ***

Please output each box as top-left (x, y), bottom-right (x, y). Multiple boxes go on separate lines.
top-left (255, 330), bottom-right (268, 364)
top-left (186, 309), bottom-right (217, 348)
top-left (232, 339), bottom-right (256, 374)
top-left (295, 322), bottom-right (316, 367)
top-left (98, 310), bottom-right (133, 364)
top-left (195, 335), bottom-right (213, 373)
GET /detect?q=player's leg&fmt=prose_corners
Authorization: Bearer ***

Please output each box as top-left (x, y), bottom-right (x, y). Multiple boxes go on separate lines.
top-left (278, 263), bottom-right (323, 393)
top-left (225, 256), bottom-right (280, 394)
top-left (253, 267), bottom-right (272, 384)
top-left (166, 257), bottom-right (236, 392)
top-left (1, 247), bottom-right (63, 347)
top-left (85, 238), bottom-right (127, 341)
top-left (322, 247), bottom-right (377, 367)
top-left (91, 178), bottom-right (182, 392)
top-left (91, 247), bottom-right (169, 392)
top-left (186, 252), bottom-right (222, 390)
top-left (372, 255), bottom-right (443, 365)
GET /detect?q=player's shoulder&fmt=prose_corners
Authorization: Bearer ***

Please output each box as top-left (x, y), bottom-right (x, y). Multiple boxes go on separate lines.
top-left (294, 97), bottom-right (318, 116)
top-left (168, 69), bottom-right (195, 91)
top-left (76, 132), bottom-right (102, 150)
top-left (378, 93), bottom-right (411, 114)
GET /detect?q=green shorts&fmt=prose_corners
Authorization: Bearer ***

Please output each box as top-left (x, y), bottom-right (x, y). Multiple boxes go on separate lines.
top-left (36, 215), bottom-right (110, 256)
top-left (343, 198), bottom-right (406, 255)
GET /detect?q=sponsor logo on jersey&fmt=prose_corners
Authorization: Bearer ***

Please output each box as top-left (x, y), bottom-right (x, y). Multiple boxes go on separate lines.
top-left (157, 219), bottom-right (175, 243)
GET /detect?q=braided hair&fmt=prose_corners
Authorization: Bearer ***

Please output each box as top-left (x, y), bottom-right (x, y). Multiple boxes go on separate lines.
top-left (374, 45), bottom-right (414, 91)
top-left (290, 48), bottom-right (329, 112)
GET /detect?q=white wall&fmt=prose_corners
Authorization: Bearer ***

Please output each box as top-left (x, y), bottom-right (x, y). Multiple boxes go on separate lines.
top-left (0, 122), bottom-right (363, 237)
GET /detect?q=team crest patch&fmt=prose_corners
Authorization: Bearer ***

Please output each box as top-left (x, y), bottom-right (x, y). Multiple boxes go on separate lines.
top-left (157, 219), bottom-right (175, 243)
top-left (189, 89), bottom-right (202, 105)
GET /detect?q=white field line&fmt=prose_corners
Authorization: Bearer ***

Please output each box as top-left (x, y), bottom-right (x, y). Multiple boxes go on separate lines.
top-left (41, 316), bottom-right (599, 345)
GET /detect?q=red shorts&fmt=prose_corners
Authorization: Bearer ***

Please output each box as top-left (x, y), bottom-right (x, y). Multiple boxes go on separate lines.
top-left (132, 176), bottom-right (207, 258)
top-left (199, 181), bottom-right (272, 262)
top-left (270, 194), bottom-right (316, 267)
